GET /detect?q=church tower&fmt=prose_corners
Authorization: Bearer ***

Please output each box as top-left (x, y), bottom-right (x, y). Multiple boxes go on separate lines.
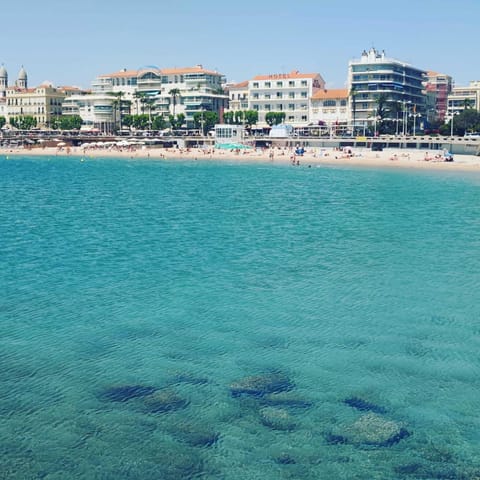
top-left (0, 64), bottom-right (7, 97)
top-left (16, 66), bottom-right (27, 89)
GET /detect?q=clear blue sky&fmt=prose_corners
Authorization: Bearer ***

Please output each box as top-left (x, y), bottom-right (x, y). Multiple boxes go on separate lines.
top-left (1, 0), bottom-right (478, 89)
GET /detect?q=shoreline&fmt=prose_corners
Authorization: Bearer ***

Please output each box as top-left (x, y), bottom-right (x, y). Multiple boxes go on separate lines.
top-left (2, 145), bottom-right (480, 171)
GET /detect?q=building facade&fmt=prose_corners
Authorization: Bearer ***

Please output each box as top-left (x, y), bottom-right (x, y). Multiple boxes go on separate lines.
top-left (424, 71), bottom-right (452, 122)
top-left (92, 65), bottom-right (228, 128)
top-left (6, 82), bottom-right (65, 127)
top-left (247, 70), bottom-right (325, 127)
top-left (348, 48), bottom-right (426, 133)
top-left (446, 81), bottom-right (480, 121)
top-left (310, 89), bottom-right (349, 132)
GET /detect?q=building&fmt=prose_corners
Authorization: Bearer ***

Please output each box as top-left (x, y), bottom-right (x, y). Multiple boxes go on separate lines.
top-left (348, 48), bottom-right (426, 134)
top-left (446, 81), bottom-right (480, 121)
top-left (247, 70), bottom-right (325, 127)
top-left (425, 71), bottom-right (452, 122)
top-left (92, 65), bottom-right (228, 128)
top-left (310, 89), bottom-right (349, 133)
top-left (225, 81), bottom-right (249, 112)
top-left (6, 81), bottom-right (66, 127)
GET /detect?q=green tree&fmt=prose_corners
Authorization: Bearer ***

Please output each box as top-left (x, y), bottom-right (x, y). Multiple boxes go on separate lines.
top-left (168, 113), bottom-right (185, 130)
top-left (10, 116), bottom-right (37, 130)
top-left (234, 110), bottom-right (244, 125)
top-left (0, 116), bottom-right (6, 129)
top-left (265, 111), bottom-right (285, 126)
top-left (168, 88), bottom-right (181, 116)
top-left (243, 110), bottom-right (258, 127)
top-left (122, 115), bottom-right (133, 128)
top-left (193, 111), bottom-right (218, 134)
top-left (152, 115), bottom-right (167, 130)
top-left (223, 111), bottom-right (234, 124)
top-left (132, 114), bottom-right (150, 130)
top-left (350, 86), bottom-right (357, 134)
top-left (108, 91), bottom-right (126, 131)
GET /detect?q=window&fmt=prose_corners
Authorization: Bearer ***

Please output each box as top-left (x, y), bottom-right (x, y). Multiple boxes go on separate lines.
top-left (253, 82), bottom-right (259, 88)
top-left (276, 92), bottom-right (282, 98)
top-left (265, 94), bottom-right (271, 99)
top-left (288, 104), bottom-right (295, 110)
top-left (278, 104), bottom-right (283, 110)
top-left (340, 99), bottom-right (347, 106)
top-left (265, 82), bottom-right (271, 88)
top-left (301, 115), bottom-right (307, 121)
top-left (289, 92), bottom-right (295, 98)
top-left (301, 80), bottom-right (307, 87)
top-left (324, 100), bottom-right (336, 107)
top-left (276, 81), bottom-right (283, 87)
top-left (289, 81), bottom-right (295, 87)
top-left (265, 104), bottom-right (271, 111)
top-left (253, 93), bottom-right (259, 99)
top-left (253, 104), bottom-right (259, 110)
top-left (301, 91), bottom-right (308, 98)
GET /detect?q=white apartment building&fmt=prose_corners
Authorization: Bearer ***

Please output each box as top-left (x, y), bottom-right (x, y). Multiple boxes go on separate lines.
top-left (247, 70), bottom-right (325, 127)
top-left (310, 89), bottom-right (349, 129)
top-left (90, 65), bottom-right (228, 128)
top-left (226, 81), bottom-right (249, 112)
top-left (446, 80), bottom-right (480, 121)
top-left (348, 48), bottom-right (426, 131)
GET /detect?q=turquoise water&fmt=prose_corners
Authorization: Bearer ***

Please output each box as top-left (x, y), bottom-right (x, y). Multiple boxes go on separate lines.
top-left (1, 155), bottom-right (479, 479)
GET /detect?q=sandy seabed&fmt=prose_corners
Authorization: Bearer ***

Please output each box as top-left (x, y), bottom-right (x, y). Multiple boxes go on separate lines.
top-left (2, 145), bottom-right (480, 172)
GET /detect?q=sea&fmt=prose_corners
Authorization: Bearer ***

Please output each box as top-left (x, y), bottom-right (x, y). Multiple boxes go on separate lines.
top-left (1, 155), bottom-right (479, 479)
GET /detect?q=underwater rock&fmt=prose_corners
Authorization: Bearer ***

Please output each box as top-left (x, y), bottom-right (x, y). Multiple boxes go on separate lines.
top-left (259, 406), bottom-right (296, 431)
top-left (274, 453), bottom-right (296, 465)
top-left (142, 389), bottom-right (189, 413)
top-left (172, 422), bottom-right (220, 448)
top-left (99, 384), bottom-right (156, 402)
top-left (344, 396), bottom-right (387, 414)
top-left (261, 392), bottom-right (313, 409)
top-left (230, 372), bottom-right (294, 397)
top-left (337, 413), bottom-right (410, 447)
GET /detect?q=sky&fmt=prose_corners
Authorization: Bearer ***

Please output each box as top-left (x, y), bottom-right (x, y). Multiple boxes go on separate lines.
top-left (1, 0), bottom-right (478, 89)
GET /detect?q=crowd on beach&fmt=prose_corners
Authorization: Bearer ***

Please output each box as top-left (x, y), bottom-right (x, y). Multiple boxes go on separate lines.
top-left (1, 142), bottom-right (480, 170)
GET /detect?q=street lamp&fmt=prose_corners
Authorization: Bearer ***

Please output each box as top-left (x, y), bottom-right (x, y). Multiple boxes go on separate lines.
top-left (402, 100), bottom-right (411, 136)
top-left (450, 111), bottom-right (459, 137)
top-left (410, 113), bottom-right (421, 136)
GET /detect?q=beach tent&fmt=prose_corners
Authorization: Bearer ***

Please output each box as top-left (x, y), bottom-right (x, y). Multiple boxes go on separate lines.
top-left (215, 143), bottom-right (252, 150)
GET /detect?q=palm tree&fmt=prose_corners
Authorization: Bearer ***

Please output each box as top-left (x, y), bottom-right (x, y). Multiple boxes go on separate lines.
top-left (168, 88), bottom-right (181, 116)
top-left (349, 86), bottom-right (357, 135)
top-left (108, 91), bottom-right (125, 132)
top-left (133, 91), bottom-right (147, 116)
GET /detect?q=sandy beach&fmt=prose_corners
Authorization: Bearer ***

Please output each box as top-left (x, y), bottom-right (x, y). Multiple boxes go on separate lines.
top-left (2, 144), bottom-right (480, 171)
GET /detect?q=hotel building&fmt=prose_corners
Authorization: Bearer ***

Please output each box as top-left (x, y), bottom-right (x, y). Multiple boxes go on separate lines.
top-left (246, 70), bottom-right (325, 127)
top-left (348, 48), bottom-right (426, 132)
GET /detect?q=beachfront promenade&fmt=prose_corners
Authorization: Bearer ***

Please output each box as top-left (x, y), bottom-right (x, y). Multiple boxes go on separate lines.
top-left (1, 130), bottom-right (480, 156)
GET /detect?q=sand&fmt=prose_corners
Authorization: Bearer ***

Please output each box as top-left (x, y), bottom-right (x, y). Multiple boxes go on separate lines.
top-left (2, 144), bottom-right (480, 171)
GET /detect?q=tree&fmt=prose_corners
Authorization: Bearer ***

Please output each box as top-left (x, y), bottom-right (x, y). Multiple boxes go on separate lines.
top-left (350, 86), bottom-right (357, 134)
top-left (51, 115), bottom-right (83, 130)
top-left (243, 110), bottom-right (258, 127)
top-left (193, 111), bottom-right (218, 134)
top-left (108, 91), bottom-right (126, 131)
top-left (0, 116), bottom-right (6, 129)
top-left (223, 111), bottom-right (234, 124)
top-left (265, 111), bottom-right (285, 126)
top-left (10, 116), bottom-right (37, 130)
top-left (234, 110), bottom-right (244, 125)
top-left (152, 115), bottom-right (167, 130)
top-left (374, 93), bottom-right (389, 134)
top-left (168, 113), bottom-right (185, 130)
top-left (168, 88), bottom-right (181, 116)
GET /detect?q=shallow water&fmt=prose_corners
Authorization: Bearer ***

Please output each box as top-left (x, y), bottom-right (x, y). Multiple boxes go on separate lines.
top-left (1, 155), bottom-right (479, 479)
